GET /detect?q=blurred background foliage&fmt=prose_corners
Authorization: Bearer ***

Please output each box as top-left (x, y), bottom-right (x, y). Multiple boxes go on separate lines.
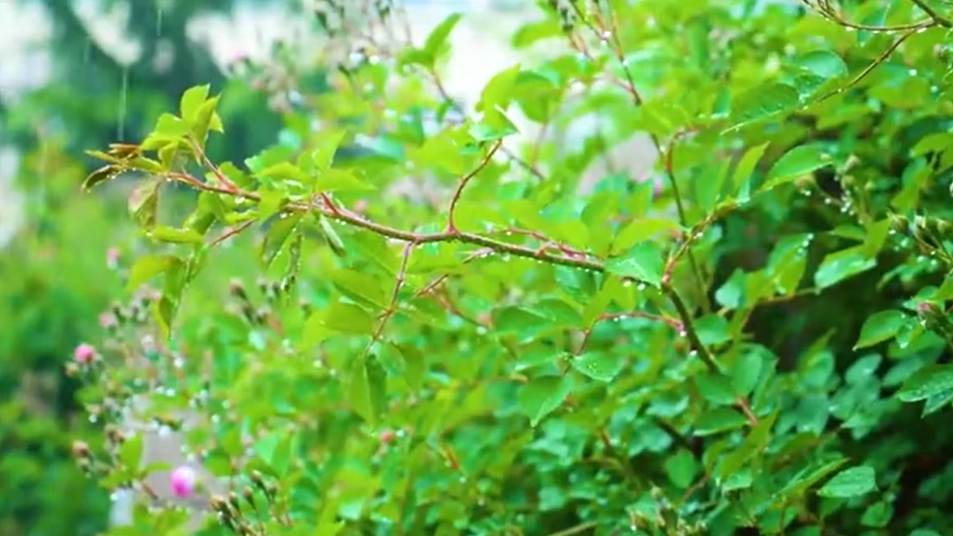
top-left (0, 1), bottom-right (296, 534)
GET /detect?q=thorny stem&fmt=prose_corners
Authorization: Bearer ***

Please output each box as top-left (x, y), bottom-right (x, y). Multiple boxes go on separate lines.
top-left (446, 140), bottom-right (502, 233)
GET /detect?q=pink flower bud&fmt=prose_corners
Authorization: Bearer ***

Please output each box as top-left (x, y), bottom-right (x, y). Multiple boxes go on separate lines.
top-left (379, 429), bottom-right (395, 444)
top-left (169, 466), bottom-right (197, 498)
top-left (73, 343), bottom-right (95, 364)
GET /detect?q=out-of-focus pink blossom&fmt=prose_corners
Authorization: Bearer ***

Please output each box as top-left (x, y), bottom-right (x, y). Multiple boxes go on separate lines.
top-left (73, 343), bottom-right (95, 364)
top-left (169, 466), bottom-right (197, 498)
top-left (99, 312), bottom-right (118, 329)
top-left (379, 429), bottom-right (395, 444)
top-left (106, 247), bottom-right (120, 269)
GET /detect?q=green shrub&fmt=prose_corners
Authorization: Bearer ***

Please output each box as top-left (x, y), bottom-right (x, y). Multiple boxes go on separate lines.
top-left (77, 1), bottom-right (953, 535)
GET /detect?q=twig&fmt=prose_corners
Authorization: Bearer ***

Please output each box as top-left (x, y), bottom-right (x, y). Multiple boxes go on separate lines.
top-left (447, 140), bottom-right (502, 233)
top-left (189, 137), bottom-right (237, 191)
top-left (209, 220), bottom-right (255, 247)
top-left (365, 240), bottom-right (416, 354)
top-left (545, 521), bottom-right (598, 536)
top-left (816, 27), bottom-right (923, 103)
top-left (909, 0), bottom-right (953, 27)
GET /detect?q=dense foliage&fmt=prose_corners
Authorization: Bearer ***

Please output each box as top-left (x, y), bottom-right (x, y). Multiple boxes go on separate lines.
top-left (76, 1), bottom-right (953, 535)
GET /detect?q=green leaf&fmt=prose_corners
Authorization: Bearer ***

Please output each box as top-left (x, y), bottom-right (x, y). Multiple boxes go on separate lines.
top-left (694, 408), bottom-right (748, 436)
top-left (730, 142), bottom-right (769, 202)
top-left (817, 466), bottom-right (877, 498)
top-left (732, 350), bottom-right (764, 397)
top-left (570, 352), bottom-right (624, 382)
top-left (127, 255), bottom-right (179, 292)
top-left (328, 269), bottom-right (389, 309)
top-left (518, 375), bottom-right (572, 427)
top-left (314, 169), bottom-right (375, 193)
top-left (147, 226), bottom-right (204, 244)
top-left (795, 50), bottom-right (849, 80)
top-left (311, 131), bottom-right (347, 171)
top-left (897, 365), bottom-right (953, 402)
top-left (349, 356), bottom-right (387, 424)
top-left (262, 214), bottom-right (303, 268)
top-left (154, 113), bottom-right (190, 138)
top-left (128, 179), bottom-right (160, 228)
top-left (478, 64), bottom-right (522, 115)
top-left (695, 373), bottom-right (737, 406)
top-left (423, 13), bottom-right (463, 59)
top-left (605, 242), bottom-right (665, 287)
top-left (302, 301), bottom-right (375, 347)
top-left (255, 161), bottom-right (312, 184)
top-left (763, 143), bottom-right (832, 190)
top-left (814, 247), bottom-right (877, 289)
top-left (854, 310), bottom-right (908, 349)
top-left (725, 82), bottom-right (800, 132)
top-left (82, 165), bottom-right (122, 191)
top-left (180, 84), bottom-right (210, 123)
top-left (611, 218), bottom-right (681, 255)
top-left (118, 433), bottom-right (143, 471)
top-left (663, 449), bottom-right (698, 489)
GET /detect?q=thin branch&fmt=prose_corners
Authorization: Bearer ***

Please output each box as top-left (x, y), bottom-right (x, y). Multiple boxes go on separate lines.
top-left (816, 27), bottom-right (923, 103)
top-left (545, 521), bottom-right (598, 536)
top-left (163, 165), bottom-right (720, 372)
top-left (209, 219), bottom-right (255, 247)
top-left (365, 241), bottom-right (416, 354)
top-left (805, 0), bottom-right (935, 31)
top-left (909, 0), bottom-right (953, 27)
top-left (447, 140), bottom-right (502, 233)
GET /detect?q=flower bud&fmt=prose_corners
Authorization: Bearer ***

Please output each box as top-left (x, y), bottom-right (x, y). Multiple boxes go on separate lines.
top-left (170, 465), bottom-right (197, 498)
top-left (73, 343), bottom-right (96, 364)
top-left (71, 440), bottom-right (90, 459)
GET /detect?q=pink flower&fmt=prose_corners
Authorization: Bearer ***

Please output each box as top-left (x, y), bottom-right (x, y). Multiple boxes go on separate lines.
top-left (169, 466), bottom-right (197, 498)
top-left (106, 247), bottom-right (120, 269)
top-left (379, 429), bottom-right (395, 444)
top-left (73, 343), bottom-right (95, 364)
top-left (99, 312), bottom-right (118, 329)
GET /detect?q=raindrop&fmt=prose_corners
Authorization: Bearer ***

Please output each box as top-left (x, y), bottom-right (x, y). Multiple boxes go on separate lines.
top-left (118, 66), bottom-right (129, 140)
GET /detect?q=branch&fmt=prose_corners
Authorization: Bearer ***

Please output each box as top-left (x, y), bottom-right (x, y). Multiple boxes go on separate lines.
top-left (164, 167), bottom-right (720, 372)
top-left (446, 140), bottom-right (502, 233)
top-left (909, 0), bottom-right (952, 27)
top-left (567, 6), bottom-right (710, 310)
top-left (816, 26), bottom-right (922, 103)
top-left (365, 240), bottom-right (416, 354)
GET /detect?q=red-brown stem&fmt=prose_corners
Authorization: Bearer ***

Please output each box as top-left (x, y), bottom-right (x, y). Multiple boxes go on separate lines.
top-left (366, 241), bottom-right (416, 353)
top-left (446, 140), bottom-right (502, 233)
top-left (209, 219), bottom-right (255, 247)
top-left (189, 138), bottom-right (237, 192)
top-left (736, 396), bottom-right (758, 426)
